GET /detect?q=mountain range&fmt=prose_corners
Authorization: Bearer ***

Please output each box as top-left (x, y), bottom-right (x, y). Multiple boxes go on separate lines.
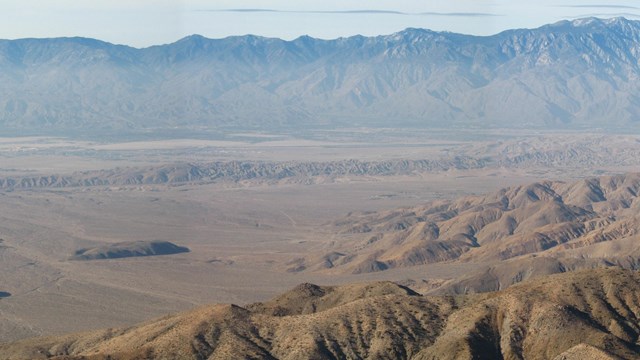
top-left (2, 17), bottom-right (640, 135)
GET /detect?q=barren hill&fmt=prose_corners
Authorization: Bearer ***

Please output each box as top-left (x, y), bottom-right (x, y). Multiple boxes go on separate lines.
top-left (69, 241), bottom-right (189, 261)
top-left (299, 174), bottom-right (640, 285)
top-left (0, 158), bottom-right (487, 190)
top-left (1, 268), bottom-right (639, 359)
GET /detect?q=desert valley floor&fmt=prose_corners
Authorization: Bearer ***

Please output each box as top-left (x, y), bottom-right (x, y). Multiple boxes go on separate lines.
top-left (1, 130), bottom-right (639, 347)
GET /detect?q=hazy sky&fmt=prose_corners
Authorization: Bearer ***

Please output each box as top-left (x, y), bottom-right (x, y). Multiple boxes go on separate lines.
top-left (0, 1), bottom-right (639, 47)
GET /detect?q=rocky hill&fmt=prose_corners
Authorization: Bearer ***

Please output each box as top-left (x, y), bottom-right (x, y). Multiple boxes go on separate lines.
top-left (1, 268), bottom-right (639, 359)
top-left (2, 17), bottom-right (640, 135)
top-left (299, 174), bottom-right (640, 285)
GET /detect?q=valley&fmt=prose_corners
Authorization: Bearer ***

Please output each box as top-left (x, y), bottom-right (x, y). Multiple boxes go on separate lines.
top-left (2, 15), bottom-right (640, 359)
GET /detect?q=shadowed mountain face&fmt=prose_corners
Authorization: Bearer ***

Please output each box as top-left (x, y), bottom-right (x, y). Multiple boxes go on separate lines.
top-left (304, 174), bottom-right (640, 287)
top-left (2, 17), bottom-right (640, 135)
top-left (1, 269), bottom-right (639, 359)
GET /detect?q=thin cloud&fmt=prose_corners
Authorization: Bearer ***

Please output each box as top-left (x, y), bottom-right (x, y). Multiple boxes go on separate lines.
top-left (220, 9), bottom-right (280, 13)
top-left (304, 10), bottom-right (408, 15)
top-left (202, 9), bottom-right (499, 17)
top-left (419, 12), bottom-right (499, 17)
top-left (558, 5), bottom-right (639, 10)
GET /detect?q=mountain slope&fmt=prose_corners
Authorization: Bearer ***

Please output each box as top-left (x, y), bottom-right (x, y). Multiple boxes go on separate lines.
top-left (2, 17), bottom-right (640, 134)
top-left (313, 173), bottom-right (640, 281)
top-left (1, 268), bottom-right (639, 359)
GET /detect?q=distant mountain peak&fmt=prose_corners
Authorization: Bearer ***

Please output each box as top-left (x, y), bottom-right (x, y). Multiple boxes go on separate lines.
top-left (545, 16), bottom-right (638, 32)
top-left (571, 17), bottom-right (605, 27)
top-left (178, 34), bottom-right (207, 41)
top-left (173, 34), bottom-right (211, 47)
top-left (388, 27), bottom-right (438, 41)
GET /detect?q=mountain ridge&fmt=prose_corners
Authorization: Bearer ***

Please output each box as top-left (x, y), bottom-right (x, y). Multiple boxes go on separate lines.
top-left (2, 17), bottom-right (640, 135)
top-left (2, 268), bottom-right (639, 359)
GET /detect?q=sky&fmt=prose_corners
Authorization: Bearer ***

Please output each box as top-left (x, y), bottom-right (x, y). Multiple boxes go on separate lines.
top-left (0, 1), bottom-right (639, 47)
